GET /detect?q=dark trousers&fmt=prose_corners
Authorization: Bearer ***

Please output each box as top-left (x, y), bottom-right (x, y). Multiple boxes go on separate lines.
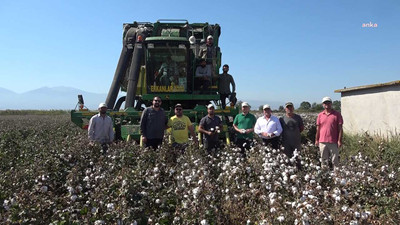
top-left (236, 138), bottom-right (253, 156)
top-left (282, 144), bottom-right (302, 170)
top-left (100, 143), bottom-right (109, 154)
top-left (195, 78), bottom-right (211, 93)
top-left (172, 142), bottom-right (188, 152)
top-left (146, 138), bottom-right (163, 149)
top-left (204, 139), bottom-right (220, 154)
top-left (220, 94), bottom-right (229, 109)
top-left (262, 137), bottom-right (280, 149)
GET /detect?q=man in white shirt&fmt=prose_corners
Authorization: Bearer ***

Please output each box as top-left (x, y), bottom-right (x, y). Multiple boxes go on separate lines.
top-left (88, 103), bottom-right (114, 149)
top-left (254, 104), bottom-right (282, 149)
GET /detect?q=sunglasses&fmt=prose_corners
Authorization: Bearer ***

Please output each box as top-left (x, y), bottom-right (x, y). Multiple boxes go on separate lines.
top-left (154, 100), bottom-right (161, 102)
top-left (175, 108), bottom-right (182, 111)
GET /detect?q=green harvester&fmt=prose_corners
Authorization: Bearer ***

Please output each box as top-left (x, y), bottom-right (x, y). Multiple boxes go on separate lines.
top-left (71, 19), bottom-right (239, 145)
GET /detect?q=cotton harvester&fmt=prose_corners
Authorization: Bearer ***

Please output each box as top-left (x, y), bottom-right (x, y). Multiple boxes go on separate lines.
top-left (71, 19), bottom-right (238, 144)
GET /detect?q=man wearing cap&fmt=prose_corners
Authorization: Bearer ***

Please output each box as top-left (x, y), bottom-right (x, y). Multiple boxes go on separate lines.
top-left (315, 97), bottom-right (343, 168)
top-left (199, 104), bottom-right (223, 153)
top-left (88, 103), bottom-right (114, 148)
top-left (198, 35), bottom-right (216, 64)
top-left (218, 64), bottom-right (236, 109)
top-left (255, 104), bottom-right (283, 149)
top-left (233, 102), bottom-right (257, 155)
top-left (167, 104), bottom-right (198, 149)
top-left (140, 96), bottom-right (168, 149)
top-left (198, 35), bottom-right (219, 78)
top-left (279, 102), bottom-right (304, 158)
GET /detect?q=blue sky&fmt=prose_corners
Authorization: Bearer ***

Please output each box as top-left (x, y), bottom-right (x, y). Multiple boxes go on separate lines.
top-left (1, 0), bottom-right (399, 106)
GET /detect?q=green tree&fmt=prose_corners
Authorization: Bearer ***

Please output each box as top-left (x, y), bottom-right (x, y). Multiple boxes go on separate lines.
top-left (332, 100), bottom-right (341, 111)
top-left (299, 101), bottom-right (311, 110)
top-left (312, 102), bottom-right (323, 111)
top-left (278, 105), bottom-right (284, 111)
top-left (259, 105), bottom-right (264, 111)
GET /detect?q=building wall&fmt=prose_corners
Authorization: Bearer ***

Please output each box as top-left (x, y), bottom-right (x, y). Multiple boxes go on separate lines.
top-left (341, 85), bottom-right (400, 137)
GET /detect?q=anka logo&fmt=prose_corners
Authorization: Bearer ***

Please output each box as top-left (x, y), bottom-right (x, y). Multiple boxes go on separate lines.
top-left (362, 22), bottom-right (378, 28)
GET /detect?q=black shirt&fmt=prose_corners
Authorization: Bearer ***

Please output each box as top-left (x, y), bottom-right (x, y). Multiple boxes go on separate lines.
top-left (199, 115), bottom-right (222, 142)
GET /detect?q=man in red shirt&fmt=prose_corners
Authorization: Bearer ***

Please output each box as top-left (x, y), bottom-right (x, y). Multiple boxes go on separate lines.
top-left (315, 97), bottom-right (343, 169)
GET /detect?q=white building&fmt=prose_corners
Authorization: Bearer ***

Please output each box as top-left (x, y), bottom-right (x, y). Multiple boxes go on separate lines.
top-left (335, 80), bottom-right (400, 138)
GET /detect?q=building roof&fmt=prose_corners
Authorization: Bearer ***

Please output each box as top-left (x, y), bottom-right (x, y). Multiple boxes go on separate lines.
top-left (335, 80), bottom-right (400, 93)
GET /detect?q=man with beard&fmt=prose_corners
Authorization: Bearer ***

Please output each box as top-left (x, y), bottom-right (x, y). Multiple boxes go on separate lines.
top-left (140, 96), bottom-right (168, 149)
top-left (195, 59), bottom-right (211, 92)
top-left (279, 102), bottom-right (304, 158)
top-left (167, 103), bottom-right (198, 150)
top-left (255, 104), bottom-right (282, 149)
top-left (315, 97), bottom-right (343, 169)
top-left (198, 104), bottom-right (223, 154)
top-left (218, 64), bottom-right (236, 109)
top-left (88, 103), bottom-right (114, 151)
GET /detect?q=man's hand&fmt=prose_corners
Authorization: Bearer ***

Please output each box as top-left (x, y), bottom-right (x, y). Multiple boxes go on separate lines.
top-left (315, 140), bottom-right (319, 146)
top-left (338, 140), bottom-right (342, 148)
top-left (261, 132), bottom-right (274, 138)
top-left (142, 136), bottom-right (147, 143)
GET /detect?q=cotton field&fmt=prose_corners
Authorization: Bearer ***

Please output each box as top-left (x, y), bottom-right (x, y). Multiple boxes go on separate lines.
top-left (0, 114), bottom-right (399, 224)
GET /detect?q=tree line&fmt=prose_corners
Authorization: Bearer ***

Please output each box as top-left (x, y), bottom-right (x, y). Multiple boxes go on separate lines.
top-left (236, 101), bottom-right (341, 112)
top-left (288, 100), bottom-right (341, 112)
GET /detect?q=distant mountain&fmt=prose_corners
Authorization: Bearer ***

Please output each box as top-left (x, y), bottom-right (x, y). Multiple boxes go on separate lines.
top-left (0, 86), bottom-right (288, 110)
top-left (0, 87), bottom-right (16, 95)
top-left (0, 86), bottom-right (108, 110)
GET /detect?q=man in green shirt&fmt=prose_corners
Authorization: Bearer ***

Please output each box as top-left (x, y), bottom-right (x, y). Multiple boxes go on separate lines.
top-left (233, 102), bottom-right (257, 156)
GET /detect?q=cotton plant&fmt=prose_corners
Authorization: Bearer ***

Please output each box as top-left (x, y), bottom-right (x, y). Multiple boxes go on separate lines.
top-left (1, 114), bottom-right (399, 224)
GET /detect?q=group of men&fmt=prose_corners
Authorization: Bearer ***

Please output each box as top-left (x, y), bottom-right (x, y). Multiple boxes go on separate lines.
top-left (195, 35), bottom-right (236, 108)
top-left (88, 96), bottom-right (343, 168)
top-left (232, 97), bottom-right (343, 168)
top-left (234, 101), bottom-right (303, 159)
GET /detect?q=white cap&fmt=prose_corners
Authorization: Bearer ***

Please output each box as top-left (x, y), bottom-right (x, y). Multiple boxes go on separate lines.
top-left (189, 35), bottom-right (196, 44)
top-left (207, 104), bottom-right (215, 109)
top-left (322, 97), bottom-right (332, 103)
top-left (207, 35), bottom-right (213, 40)
top-left (263, 104), bottom-right (271, 110)
top-left (242, 102), bottom-right (250, 107)
top-left (98, 103), bottom-right (107, 109)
